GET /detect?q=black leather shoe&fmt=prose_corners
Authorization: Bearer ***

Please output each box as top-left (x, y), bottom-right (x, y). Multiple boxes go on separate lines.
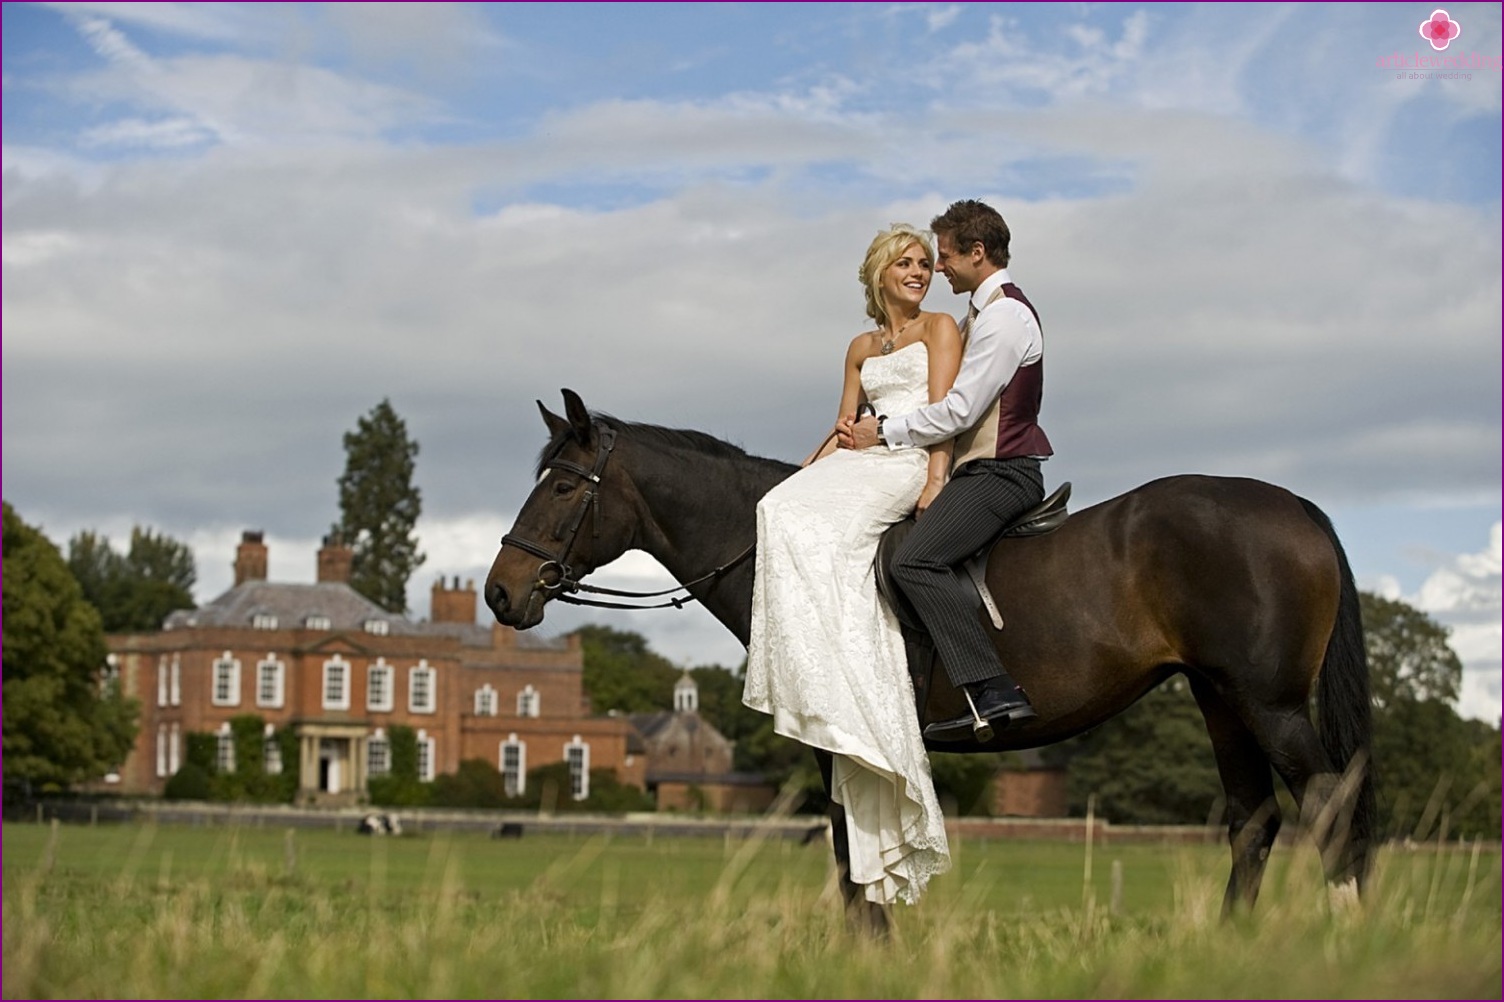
top-left (923, 678), bottom-right (1036, 742)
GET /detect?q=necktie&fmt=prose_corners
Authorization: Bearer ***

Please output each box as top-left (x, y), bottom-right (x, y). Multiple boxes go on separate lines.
top-left (962, 301), bottom-right (979, 337)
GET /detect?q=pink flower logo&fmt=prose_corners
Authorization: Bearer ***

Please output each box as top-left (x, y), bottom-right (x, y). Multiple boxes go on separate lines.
top-left (1418, 9), bottom-right (1462, 50)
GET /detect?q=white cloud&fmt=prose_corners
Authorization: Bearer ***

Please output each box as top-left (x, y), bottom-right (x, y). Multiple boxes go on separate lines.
top-left (45, 2), bottom-right (256, 43)
top-left (1408, 522), bottom-right (1503, 722)
top-left (79, 116), bottom-right (214, 149)
top-left (3, 2), bottom-right (1498, 697)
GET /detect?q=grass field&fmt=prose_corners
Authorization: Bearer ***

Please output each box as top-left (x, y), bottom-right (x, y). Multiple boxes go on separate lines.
top-left (4, 820), bottom-right (1499, 999)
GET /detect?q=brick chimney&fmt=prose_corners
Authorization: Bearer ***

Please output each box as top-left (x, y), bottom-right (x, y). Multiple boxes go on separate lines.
top-left (431, 576), bottom-right (477, 624)
top-left (234, 531), bottom-right (268, 586)
top-left (317, 533), bottom-right (355, 584)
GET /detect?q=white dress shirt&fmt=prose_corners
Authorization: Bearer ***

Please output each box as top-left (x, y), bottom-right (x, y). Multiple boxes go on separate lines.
top-left (882, 268), bottom-right (1043, 450)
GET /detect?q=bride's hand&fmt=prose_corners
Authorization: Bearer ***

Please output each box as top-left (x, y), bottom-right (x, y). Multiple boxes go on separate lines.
top-left (916, 479), bottom-right (945, 515)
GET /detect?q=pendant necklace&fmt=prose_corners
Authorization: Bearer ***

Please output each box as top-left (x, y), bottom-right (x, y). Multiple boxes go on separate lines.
top-left (880, 313), bottom-right (920, 355)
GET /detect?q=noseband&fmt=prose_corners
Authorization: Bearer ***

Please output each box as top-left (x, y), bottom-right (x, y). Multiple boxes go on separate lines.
top-left (500, 421), bottom-right (754, 611)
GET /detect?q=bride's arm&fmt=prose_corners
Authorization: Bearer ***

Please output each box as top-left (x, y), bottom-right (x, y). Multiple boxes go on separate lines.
top-left (918, 316), bottom-right (963, 512)
top-left (802, 334), bottom-right (870, 466)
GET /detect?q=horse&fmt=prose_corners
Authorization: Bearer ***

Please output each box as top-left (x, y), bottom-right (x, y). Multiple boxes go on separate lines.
top-left (485, 389), bottom-right (1377, 930)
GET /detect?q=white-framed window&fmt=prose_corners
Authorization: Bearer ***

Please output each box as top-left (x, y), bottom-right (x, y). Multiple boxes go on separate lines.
top-left (169, 723), bottom-right (181, 775)
top-left (364, 619), bottom-right (390, 636)
top-left (517, 684), bottom-right (540, 718)
top-left (256, 656), bottom-right (285, 708)
top-left (157, 657), bottom-right (169, 707)
top-left (368, 729), bottom-right (390, 777)
top-left (169, 655), bottom-right (181, 706)
top-left (416, 729), bottom-right (435, 782)
top-left (263, 724), bottom-right (282, 775)
top-left (323, 656), bottom-right (351, 711)
top-left (252, 613), bottom-right (278, 630)
top-left (212, 653), bottom-right (241, 707)
top-left (216, 723), bottom-right (236, 774)
top-left (305, 614), bottom-right (331, 631)
top-left (367, 660), bottom-right (394, 712)
top-left (156, 724), bottom-right (169, 777)
top-left (409, 661), bottom-right (436, 714)
top-left (565, 736), bottom-right (589, 801)
top-left (474, 684), bottom-right (498, 716)
top-left (500, 734), bottom-right (526, 797)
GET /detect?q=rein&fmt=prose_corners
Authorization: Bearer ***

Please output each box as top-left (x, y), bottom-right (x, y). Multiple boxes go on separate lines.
top-left (500, 421), bottom-right (756, 612)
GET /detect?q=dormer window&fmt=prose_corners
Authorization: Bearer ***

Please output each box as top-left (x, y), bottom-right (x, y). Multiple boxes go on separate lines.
top-left (305, 614), bottom-right (331, 631)
top-left (252, 613), bottom-right (278, 630)
top-left (364, 619), bottom-right (390, 636)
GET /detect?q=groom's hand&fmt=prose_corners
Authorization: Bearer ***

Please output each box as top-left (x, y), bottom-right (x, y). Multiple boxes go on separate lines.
top-left (844, 414), bottom-right (881, 450)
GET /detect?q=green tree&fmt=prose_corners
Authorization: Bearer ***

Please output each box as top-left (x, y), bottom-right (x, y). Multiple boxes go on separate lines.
top-left (335, 399), bottom-right (425, 613)
top-left (1361, 592), bottom-right (1499, 841)
top-left (2, 502), bottom-right (139, 800)
top-left (1063, 679), bottom-right (1223, 825)
top-left (575, 624), bottom-right (680, 713)
top-left (67, 526), bottom-right (196, 632)
top-left (929, 753), bottom-right (1008, 816)
top-left (1361, 592), bottom-right (1463, 709)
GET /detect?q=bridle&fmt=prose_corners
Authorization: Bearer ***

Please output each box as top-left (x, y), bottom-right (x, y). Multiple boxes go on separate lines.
top-left (499, 421), bottom-right (755, 611)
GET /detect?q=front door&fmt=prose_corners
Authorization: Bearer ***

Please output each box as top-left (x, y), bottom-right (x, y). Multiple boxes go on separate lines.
top-left (319, 738), bottom-right (344, 794)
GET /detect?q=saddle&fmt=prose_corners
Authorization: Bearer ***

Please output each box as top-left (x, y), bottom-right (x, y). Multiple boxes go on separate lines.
top-left (875, 483), bottom-right (1071, 737)
top-left (874, 481), bottom-right (1071, 633)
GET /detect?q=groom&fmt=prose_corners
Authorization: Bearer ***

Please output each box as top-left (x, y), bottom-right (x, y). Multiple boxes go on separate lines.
top-left (837, 198), bottom-right (1051, 741)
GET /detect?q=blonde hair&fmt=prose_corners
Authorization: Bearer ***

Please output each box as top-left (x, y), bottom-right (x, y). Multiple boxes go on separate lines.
top-left (859, 223), bottom-right (934, 327)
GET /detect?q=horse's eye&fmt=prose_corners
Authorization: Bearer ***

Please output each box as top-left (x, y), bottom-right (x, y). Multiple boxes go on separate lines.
top-left (553, 480), bottom-right (576, 497)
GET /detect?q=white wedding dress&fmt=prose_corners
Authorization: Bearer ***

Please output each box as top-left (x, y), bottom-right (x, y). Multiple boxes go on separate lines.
top-left (744, 341), bottom-right (950, 905)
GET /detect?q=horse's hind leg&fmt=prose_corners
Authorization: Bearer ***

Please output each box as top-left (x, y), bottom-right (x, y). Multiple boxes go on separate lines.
top-left (1190, 677), bottom-right (1281, 913)
top-left (1225, 691), bottom-right (1359, 894)
top-left (814, 749), bottom-right (890, 936)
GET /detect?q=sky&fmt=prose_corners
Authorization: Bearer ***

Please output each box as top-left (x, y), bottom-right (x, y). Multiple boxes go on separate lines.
top-left (3, 2), bottom-right (1500, 721)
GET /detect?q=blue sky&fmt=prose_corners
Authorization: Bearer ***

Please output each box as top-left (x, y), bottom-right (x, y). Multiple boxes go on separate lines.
top-left (3, 2), bottom-right (1500, 719)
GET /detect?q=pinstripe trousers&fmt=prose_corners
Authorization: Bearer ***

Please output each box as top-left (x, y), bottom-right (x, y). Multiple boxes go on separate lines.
top-left (891, 457), bottom-right (1045, 686)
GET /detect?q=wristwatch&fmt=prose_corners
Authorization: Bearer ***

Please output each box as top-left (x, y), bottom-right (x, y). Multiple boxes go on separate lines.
top-left (876, 415), bottom-right (888, 446)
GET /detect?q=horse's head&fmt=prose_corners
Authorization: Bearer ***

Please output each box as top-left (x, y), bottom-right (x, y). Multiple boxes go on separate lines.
top-left (485, 389), bottom-right (641, 629)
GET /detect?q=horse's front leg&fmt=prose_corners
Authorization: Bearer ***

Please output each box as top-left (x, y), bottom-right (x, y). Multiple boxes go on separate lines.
top-left (814, 748), bottom-right (890, 936)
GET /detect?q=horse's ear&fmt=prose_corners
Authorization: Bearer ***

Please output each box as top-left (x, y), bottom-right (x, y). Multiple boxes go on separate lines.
top-left (561, 388), bottom-right (594, 445)
top-left (537, 399), bottom-right (570, 439)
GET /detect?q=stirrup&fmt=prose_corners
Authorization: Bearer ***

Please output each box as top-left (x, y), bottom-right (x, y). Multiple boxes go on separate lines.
top-left (963, 687), bottom-right (996, 743)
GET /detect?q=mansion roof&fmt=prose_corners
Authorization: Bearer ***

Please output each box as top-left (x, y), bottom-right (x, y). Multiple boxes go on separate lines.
top-left (161, 580), bottom-right (567, 651)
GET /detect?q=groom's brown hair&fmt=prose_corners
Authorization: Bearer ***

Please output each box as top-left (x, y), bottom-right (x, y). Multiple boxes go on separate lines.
top-left (931, 199), bottom-right (1011, 268)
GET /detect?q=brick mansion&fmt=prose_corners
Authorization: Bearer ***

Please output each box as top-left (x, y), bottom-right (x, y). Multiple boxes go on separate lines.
top-left (107, 531), bottom-right (757, 807)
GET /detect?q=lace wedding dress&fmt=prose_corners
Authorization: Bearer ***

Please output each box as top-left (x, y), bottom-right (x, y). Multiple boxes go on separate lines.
top-left (744, 341), bottom-right (950, 905)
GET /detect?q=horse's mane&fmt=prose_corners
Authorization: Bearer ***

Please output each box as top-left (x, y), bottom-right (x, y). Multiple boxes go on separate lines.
top-left (535, 412), bottom-right (796, 477)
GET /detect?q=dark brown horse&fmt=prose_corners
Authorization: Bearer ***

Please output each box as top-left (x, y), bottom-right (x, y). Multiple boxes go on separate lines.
top-left (485, 389), bottom-right (1376, 928)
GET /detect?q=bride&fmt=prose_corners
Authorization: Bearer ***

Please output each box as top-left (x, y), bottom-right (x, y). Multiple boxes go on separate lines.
top-left (744, 223), bottom-right (963, 905)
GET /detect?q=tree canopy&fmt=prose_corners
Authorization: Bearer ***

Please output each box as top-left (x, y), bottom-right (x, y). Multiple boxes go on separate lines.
top-left (1063, 678), bottom-right (1222, 825)
top-left (574, 624), bottom-right (682, 713)
top-left (1360, 591), bottom-right (1463, 708)
top-left (3, 502), bottom-right (139, 798)
top-left (1360, 594), bottom-right (1497, 840)
top-left (335, 398), bottom-right (425, 613)
top-left (67, 525), bottom-right (196, 632)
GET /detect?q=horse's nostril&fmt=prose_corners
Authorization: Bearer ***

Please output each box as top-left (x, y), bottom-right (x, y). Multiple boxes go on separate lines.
top-left (485, 582), bottom-right (508, 614)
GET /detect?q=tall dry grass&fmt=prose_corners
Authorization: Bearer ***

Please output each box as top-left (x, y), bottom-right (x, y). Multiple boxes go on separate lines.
top-left (4, 821), bottom-right (1498, 998)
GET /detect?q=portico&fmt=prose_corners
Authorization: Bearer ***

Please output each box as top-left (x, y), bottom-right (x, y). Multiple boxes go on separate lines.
top-left (296, 721), bottom-right (370, 802)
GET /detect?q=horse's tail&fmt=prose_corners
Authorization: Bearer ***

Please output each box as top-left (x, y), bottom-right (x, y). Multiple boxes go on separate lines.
top-left (1299, 497), bottom-right (1378, 887)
